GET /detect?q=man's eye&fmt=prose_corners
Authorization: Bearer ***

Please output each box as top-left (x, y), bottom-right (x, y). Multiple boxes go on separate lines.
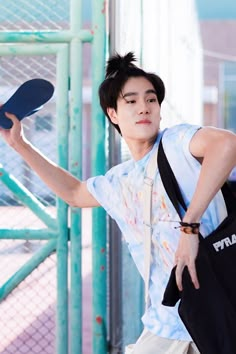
top-left (126, 100), bottom-right (136, 104)
top-left (148, 97), bottom-right (157, 103)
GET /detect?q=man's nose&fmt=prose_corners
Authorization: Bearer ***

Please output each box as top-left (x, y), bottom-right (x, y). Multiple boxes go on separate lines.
top-left (138, 101), bottom-right (150, 114)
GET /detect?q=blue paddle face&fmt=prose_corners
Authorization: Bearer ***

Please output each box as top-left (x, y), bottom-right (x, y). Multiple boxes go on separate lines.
top-left (0, 78), bottom-right (54, 129)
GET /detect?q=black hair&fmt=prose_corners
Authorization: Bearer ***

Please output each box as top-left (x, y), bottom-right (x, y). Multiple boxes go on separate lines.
top-left (98, 52), bottom-right (165, 135)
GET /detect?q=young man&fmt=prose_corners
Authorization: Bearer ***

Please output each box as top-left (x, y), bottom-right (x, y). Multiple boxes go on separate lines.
top-left (1, 52), bottom-right (236, 354)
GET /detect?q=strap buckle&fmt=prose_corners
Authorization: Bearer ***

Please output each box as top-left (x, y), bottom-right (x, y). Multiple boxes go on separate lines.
top-left (143, 221), bottom-right (153, 230)
top-left (144, 176), bottom-right (153, 186)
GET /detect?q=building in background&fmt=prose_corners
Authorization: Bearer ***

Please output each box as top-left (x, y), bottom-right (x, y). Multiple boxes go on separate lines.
top-left (196, 0), bottom-right (236, 131)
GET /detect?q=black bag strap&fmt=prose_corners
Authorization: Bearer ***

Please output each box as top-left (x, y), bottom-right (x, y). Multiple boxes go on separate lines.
top-left (221, 183), bottom-right (236, 213)
top-left (157, 138), bottom-right (236, 218)
top-left (157, 138), bottom-right (186, 220)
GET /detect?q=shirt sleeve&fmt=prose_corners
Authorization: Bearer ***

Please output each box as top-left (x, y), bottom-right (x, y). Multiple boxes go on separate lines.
top-left (180, 124), bottom-right (202, 159)
top-left (163, 124), bottom-right (201, 165)
top-left (161, 124), bottom-right (202, 209)
top-left (86, 163), bottom-right (130, 222)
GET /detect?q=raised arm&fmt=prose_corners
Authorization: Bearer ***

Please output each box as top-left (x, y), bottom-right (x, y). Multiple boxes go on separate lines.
top-left (175, 126), bottom-right (236, 290)
top-left (0, 113), bottom-right (100, 208)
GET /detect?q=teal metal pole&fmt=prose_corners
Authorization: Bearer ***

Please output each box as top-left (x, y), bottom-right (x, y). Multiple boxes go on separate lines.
top-left (0, 43), bottom-right (71, 354)
top-left (0, 229), bottom-right (57, 240)
top-left (56, 45), bottom-right (70, 354)
top-left (69, 0), bottom-right (83, 353)
top-left (0, 165), bottom-right (57, 230)
top-left (0, 239), bottom-right (56, 301)
top-left (0, 30), bottom-right (93, 43)
top-left (69, 38), bottom-right (83, 354)
top-left (91, 1), bottom-right (107, 353)
top-left (122, 244), bottom-right (144, 348)
top-left (0, 43), bottom-right (67, 56)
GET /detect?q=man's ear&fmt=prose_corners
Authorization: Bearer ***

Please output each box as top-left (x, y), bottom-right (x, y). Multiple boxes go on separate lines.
top-left (107, 107), bottom-right (118, 124)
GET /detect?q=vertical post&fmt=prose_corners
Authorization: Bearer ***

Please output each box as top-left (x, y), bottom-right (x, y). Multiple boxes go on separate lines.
top-left (108, 1), bottom-right (145, 349)
top-left (108, 1), bottom-right (123, 353)
top-left (91, 0), bottom-right (107, 353)
top-left (56, 45), bottom-right (70, 354)
top-left (69, 1), bottom-right (83, 354)
top-left (122, 244), bottom-right (144, 350)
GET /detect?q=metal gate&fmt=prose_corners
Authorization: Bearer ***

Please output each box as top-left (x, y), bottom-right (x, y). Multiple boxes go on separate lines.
top-left (0, 1), bottom-right (107, 353)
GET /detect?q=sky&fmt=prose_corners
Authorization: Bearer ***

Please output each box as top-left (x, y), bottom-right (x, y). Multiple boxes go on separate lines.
top-left (196, 0), bottom-right (236, 19)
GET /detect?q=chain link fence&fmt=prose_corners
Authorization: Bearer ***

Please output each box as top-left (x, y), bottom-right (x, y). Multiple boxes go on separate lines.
top-left (0, 0), bottom-right (70, 31)
top-left (0, 54), bottom-right (57, 203)
top-left (0, 1), bottom-right (71, 353)
top-left (0, 56), bottom-right (58, 354)
top-left (0, 251), bottom-right (57, 354)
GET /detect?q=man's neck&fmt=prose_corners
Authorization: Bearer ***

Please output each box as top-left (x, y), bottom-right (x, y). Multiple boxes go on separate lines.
top-left (125, 136), bottom-right (157, 161)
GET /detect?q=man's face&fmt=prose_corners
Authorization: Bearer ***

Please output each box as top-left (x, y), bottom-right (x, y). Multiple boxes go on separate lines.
top-left (107, 76), bottom-right (161, 142)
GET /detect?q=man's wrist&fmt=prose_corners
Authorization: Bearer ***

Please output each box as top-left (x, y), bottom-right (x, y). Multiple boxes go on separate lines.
top-left (179, 221), bottom-right (200, 235)
top-left (13, 138), bottom-right (30, 153)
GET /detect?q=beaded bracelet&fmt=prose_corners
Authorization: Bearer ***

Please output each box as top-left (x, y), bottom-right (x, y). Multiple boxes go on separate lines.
top-left (176, 221), bottom-right (200, 235)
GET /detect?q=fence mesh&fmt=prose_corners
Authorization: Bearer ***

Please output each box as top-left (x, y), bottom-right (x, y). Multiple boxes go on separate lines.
top-left (0, 54), bottom-right (57, 205)
top-left (0, 252), bottom-right (56, 354)
top-left (0, 6), bottom-right (62, 352)
top-left (0, 0), bottom-right (70, 31)
top-left (0, 1), bottom-right (94, 352)
top-left (0, 53), bottom-right (58, 353)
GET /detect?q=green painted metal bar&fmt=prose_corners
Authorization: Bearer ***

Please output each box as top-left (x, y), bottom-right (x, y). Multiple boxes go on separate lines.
top-left (55, 45), bottom-right (70, 354)
top-left (122, 243), bottom-right (144, 348)
top-left (0, 30), bottom-right (93, 43)
top-left (91, 0), bottom-right (107, 353)
top-left (0, 43), bottom-right (68, 55)
top-left (0, 229), bottom-right (57, 239)
top-left (0, 43), bottom-right (70, 353)
top-left (0, 239), bottom-right (56, 301)
top-left (0, 43), bottom-right (70, 354)
top-left (0, 4), bottom-right (108, 353)
top-left (69, 0), bottom-right (83, 352)
top-left (0, 165), bottom-right (57, 230)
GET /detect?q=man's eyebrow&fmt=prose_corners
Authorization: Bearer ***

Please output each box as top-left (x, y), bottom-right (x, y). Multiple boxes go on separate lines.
top-left (122, 92), bottom-right (138, 98)
top-left (122, 89), bottom-right (157, 99)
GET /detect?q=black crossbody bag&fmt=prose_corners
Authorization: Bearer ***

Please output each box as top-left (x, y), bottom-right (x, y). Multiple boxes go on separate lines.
top-left (157, 138), bottom-right (236, 354)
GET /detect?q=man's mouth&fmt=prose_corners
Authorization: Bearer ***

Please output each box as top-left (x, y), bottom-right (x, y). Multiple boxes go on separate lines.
top-left (136, 119), bottom-right (151, 124)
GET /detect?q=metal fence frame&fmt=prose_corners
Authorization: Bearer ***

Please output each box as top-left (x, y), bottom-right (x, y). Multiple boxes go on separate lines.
top-left (0, 1), bottom-right (107, 353)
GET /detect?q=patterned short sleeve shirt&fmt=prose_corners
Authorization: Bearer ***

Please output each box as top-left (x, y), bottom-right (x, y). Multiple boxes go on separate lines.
top-left (87, 123), bottom-right (227, 340)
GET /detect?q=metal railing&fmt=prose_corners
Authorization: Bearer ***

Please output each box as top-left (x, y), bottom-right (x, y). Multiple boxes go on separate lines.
top-left (0, 1), bottom-right (107, 353)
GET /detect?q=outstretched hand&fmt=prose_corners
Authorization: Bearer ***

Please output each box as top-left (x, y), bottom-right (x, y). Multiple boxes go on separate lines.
top-left (174, 232), bottom-right (200, 291)
top-left (0, 112), bottom-right (25, 148)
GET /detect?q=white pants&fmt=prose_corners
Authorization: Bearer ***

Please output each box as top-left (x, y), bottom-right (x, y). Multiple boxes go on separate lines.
top-left (125, 329), bottom-right (200, 354)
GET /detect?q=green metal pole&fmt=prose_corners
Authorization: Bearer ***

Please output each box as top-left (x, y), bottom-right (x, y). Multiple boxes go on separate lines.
top-left (70, 0), bottom-right (83, 353)
top-left (69, 37), bottom-right (83, 354)
top-left (0, 43), bottom-right (71, 354)
top-left (0, 229), bottom-right (57, 240)
top-left (56, 45), bottom-right (70, 354)
top-left (0, 30), bottom-right (93, 43)
top-left (91, 1), bottom-right (107, 353)
top-left (0, 165), bottom-right (57, 230)
top-left (0, 239), bottom-right (57, 301)
top-left (0, 43), bottom-right (66, 55)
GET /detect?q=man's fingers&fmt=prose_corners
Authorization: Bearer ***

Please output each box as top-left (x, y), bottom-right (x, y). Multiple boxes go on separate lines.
top-left (175, 260), bottom-right (200, 292)
top-left (5, 112), bottom-right (18, 121)
top-left (175, 261), bottom-right (185, 291)
top-left (5, 112), bottom-right (20, 128)
top-left (188, 262), bottom-right (200, 289)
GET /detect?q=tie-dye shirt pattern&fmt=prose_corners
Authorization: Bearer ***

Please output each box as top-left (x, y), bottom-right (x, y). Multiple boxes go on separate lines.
top-left (87, 124), bottom-right (227, 340)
